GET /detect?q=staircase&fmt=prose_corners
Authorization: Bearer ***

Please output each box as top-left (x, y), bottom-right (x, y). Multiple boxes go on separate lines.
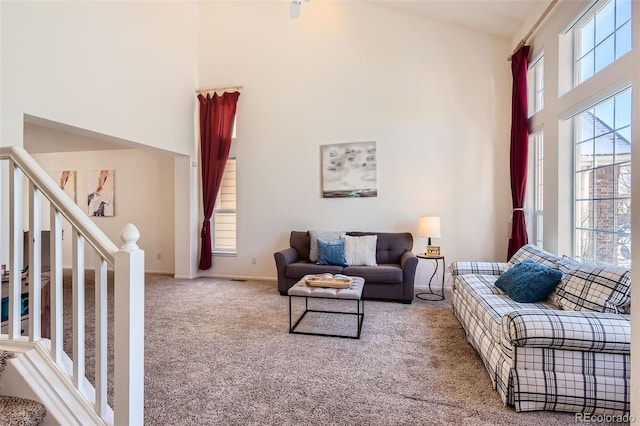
top-left (0, 350), bottom-right (46, 425)
top-left (0, 146), bottom-right (145, 425)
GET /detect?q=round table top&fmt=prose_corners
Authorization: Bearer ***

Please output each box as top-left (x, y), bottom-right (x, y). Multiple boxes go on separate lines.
top-left (417, 253), bottom-right (444, 259)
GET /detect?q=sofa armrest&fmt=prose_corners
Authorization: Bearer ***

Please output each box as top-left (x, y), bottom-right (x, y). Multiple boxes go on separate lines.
top-left (274, 247), bottom-right (300, 294)
top-left (400, 251), bottom-right (418, 302)
top-left (450, 261), bottom-right (507, 277)
top-left (502, 310), bottom-right (630, 354)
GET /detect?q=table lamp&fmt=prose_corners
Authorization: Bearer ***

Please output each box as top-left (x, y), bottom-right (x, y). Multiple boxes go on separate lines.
top-left (418, 216), bottom-right (441, 256)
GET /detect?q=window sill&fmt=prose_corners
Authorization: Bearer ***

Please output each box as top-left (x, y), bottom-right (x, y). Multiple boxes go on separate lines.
top-left (212, 251), bottom-right (237, 257)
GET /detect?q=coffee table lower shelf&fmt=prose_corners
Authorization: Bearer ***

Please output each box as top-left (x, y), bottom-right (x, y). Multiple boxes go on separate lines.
top-left (288, 295), bottom-right (364, 339)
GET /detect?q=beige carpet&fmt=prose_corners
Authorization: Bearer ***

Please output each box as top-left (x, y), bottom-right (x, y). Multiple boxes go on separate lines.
top-left (62, 274), bottom-right (584, 425)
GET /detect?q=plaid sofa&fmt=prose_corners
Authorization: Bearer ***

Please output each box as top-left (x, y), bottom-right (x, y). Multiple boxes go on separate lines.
top-left (451, 245), bottom-right (630, 415)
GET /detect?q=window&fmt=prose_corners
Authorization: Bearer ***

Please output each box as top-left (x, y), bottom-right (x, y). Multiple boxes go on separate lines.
top-left (213, 158), bottom-right (237, 253)
top-left (528, 55), bottom-right (544, 117)
top-left (574, 0), bottom-right (632, 85)
top-left (573, 88), bottom-right (631, 266)
top-left (531, 132), bottom-right (544, 248)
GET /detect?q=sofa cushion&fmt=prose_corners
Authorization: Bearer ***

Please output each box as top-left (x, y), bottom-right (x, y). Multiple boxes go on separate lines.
top-left (286, 262), bottom-right (344, 279)
top-left (507, 244), bottom-right (561, 270)
top-left (343, 264), bottom-right (402, 284)
top-left (348, 232), bottom-right (412, 264)
top-left (555, 265), bottom-right (631, 314)
top-left (317, 239), bottom-right (348, 267)
top-left (344, 235), bottom-right (377, 266)
top-left (495, 259), bottom-right (563, 303)
top-left (309, 230), bottom-right (346, 262)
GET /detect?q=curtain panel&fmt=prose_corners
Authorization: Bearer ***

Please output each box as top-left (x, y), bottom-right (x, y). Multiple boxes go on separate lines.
top-left (507, 46), bottom-right (530, 260)
top-left (198, 91), bottom-right (240, 270)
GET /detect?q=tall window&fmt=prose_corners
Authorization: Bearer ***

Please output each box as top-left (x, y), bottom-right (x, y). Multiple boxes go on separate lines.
top-left (574, 0), bottom-right (632, 85)
top-left (213, 158), bottom-right (237, 253)
top-left (531, 132), bottom-right (544, 248)
top-left (528, 55), bottom-right (544, 117)
top-left (573, 88), bottom-right (631, 266)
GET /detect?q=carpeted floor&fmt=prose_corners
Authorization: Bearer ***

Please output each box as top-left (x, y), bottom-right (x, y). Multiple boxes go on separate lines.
top-left (62, 274), bottom-right (582, 425)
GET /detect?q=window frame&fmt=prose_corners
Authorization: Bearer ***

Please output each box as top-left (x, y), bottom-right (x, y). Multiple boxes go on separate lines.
top-left (571, 87), bottom-right (632, 266)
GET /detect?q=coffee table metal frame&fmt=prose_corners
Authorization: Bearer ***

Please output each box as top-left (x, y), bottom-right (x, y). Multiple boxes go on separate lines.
top-left (288, 294), bottom-right (364, 339)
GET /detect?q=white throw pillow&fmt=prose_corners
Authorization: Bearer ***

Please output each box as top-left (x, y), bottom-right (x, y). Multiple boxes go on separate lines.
top-left (309, 230), bottom-right (346, 262)
top-left (344, 235), bottom-right (377, 266)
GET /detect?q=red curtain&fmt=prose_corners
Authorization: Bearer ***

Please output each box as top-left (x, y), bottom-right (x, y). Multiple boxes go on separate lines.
top-left (198, 91), bottom-right (240, 270)
top-left (507, 46), bottom-right (530, 260)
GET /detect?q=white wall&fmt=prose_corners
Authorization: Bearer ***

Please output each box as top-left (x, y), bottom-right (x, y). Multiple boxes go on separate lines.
top-left (198, 1), bottom-right (513, 281)
top-left (0, 0), bottom-right (199, 273)
top-left (31, 149), bottom-right (176, 274)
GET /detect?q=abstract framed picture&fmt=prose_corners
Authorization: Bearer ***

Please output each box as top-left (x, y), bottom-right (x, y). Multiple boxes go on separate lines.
top-left (321, 141), bottom-right (377, 198)
top-left (87, 170), bottom-right (115, 217)
top-left (48, 170), bottom-right (76, 201)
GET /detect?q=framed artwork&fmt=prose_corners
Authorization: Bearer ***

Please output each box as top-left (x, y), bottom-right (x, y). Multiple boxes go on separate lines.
top-left (321, 141), bottom-right (377, 198)
top-left (87, 170), bottom-right (115, 217)
top-left (48, 170), bottom-right (76, 201)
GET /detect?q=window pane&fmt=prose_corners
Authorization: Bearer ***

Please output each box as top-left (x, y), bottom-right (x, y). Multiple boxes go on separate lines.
top-left (594, 166), bottom-right (615, 198)
top-left (577, 141), bottom-right (595, 170)
top-left (595, 135), bottom-right (615, 161)
top-left (595, 35), bottom-right (615, 73)
top-left (578, 52), bottom-right (595, 82)
top-left (594, 199), bottom-right (614, 229)
top-left (615, 21), bottom-right (632, 57)
top-left (616, 0), bottom-right (632, 27)
top-left (576, 171), bottom-right (594, 199)
top-left (594, 231), bottom-right (616, 264)
top-left (595, 98), bottom-right (615, 133)
top-left (615, 90), bottom-right (632, 128)
top-left (576, 229), bottom-right (594, 262)
top-left (615, 165), bottom-right (632, 196)
top-left (595, 0), bottom-right (615, 44)
top-left (576, 200), bottom-right (594, 227)
top-left (578, 110), bottom-right (595, 141)
top-left (580, 18), bottom-right (595, 55)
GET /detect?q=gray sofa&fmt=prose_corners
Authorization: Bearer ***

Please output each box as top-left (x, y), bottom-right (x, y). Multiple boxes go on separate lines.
top-left (274, 231), bottom-right (418, 303)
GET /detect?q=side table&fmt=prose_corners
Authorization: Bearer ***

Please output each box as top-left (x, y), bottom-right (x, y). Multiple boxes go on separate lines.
top-left (415, 254), bottom-right (445, 301)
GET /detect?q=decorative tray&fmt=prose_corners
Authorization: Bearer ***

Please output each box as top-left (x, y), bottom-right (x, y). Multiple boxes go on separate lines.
top-left (305, 274), bottom-right (353, 289)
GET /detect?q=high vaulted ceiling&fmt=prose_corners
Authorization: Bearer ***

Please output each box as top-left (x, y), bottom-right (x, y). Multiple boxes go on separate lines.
top-left (365, 0), bottom-right (550, 39)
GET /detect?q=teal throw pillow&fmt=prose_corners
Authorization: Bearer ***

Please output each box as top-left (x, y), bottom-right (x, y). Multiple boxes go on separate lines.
top-left (316, 239), bottom-right (348, 267)
top-left (495, 259), bottom-right (562, 303)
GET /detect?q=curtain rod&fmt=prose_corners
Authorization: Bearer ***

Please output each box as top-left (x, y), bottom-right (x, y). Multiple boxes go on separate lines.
top-left (195, 85), bottom-right (244, 95)
top-left (507, 0), bottom-right (558, 61)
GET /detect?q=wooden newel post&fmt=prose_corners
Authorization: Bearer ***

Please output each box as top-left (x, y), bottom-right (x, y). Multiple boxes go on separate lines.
top-left (114, 224), bottom-right (145, 426)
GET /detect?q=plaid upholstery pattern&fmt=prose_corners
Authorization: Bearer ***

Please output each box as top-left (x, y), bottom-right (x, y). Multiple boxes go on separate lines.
top-left (507, 244), bottom-right (561, 269)
top-left (512, 370), bottom-right (629, 414)
top-left (450, 261), bottom-right (507, 277)
top-left (503, 310), bottom-right (630, 353)
top-left (512, 346), bottom-right (629, 377)
top-left (555, 265), bottom-right (631, 314)
top-left (451, 260), bottom-right (630, 415)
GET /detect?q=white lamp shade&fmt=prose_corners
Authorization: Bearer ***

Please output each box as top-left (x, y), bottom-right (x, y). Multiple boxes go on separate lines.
top-left (418, 216), bottom-right (441, 238)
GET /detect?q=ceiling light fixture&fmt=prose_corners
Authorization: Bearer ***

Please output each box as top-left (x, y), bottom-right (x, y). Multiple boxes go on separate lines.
top-left (290, 0), bottom-right (310, 19)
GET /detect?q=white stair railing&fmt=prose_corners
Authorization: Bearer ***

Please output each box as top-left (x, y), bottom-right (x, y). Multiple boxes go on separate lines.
top-left (0, 146), bottom-right (144, 425)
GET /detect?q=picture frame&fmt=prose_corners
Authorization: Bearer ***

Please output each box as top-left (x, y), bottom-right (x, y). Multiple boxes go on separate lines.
top-left (320, 141), bottom-right (377, 198)
top-left (426, 245), bottom-right (441, 256)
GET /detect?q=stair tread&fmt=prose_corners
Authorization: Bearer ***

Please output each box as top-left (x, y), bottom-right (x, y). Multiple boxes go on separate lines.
top-left (0, 396), bottom-right (46, 426)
